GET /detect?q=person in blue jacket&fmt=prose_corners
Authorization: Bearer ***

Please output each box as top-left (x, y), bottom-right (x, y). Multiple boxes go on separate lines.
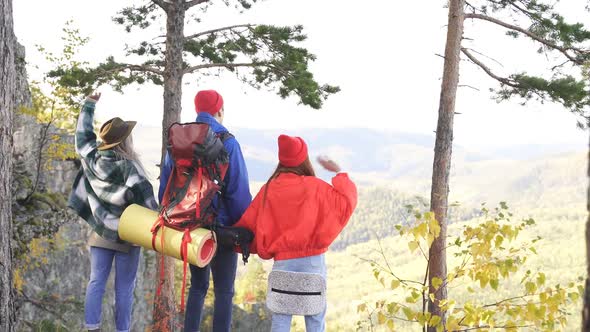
top-left (158, 89), bottom-right (252, 332)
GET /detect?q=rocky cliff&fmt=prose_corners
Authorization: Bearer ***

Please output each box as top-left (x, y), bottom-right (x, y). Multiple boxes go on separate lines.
top-left (12, 43), bottom-right (152, 332)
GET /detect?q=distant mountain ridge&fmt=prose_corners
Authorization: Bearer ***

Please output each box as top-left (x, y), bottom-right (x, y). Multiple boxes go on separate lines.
top-left (133, 125), bottom-right (586, 211)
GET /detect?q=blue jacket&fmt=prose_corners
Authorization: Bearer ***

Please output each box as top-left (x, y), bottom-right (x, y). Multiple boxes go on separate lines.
top-left (158, 113), bottom-right (252, 226)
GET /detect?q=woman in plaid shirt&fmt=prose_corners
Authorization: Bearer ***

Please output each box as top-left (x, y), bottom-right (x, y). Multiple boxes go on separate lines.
top-left (68, 93), bottom-right (157, 332)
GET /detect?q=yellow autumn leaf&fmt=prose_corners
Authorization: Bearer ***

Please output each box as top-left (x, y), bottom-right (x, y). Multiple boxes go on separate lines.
top-left (429, 315), bottom-right (442, 327)
top-left (402, 307), bottom-right (414, 320)
top-left (408, 240), bottom-right (420, 252)
top-left (386, 319), bottom-right (394, 331)
top-left (432, 277), bottom-right (443, 290)
top-left (357, 303), bottom-right (367, 313)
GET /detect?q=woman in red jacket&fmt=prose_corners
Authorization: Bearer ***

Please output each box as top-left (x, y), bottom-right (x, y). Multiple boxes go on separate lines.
top-left (234, 134), bottom-right (358, 332)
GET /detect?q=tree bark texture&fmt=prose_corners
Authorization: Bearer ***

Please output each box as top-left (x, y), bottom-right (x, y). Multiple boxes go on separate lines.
top-left (153, 2), bottom-right (186, 331)
top-left (427, 0), bottom-right (464, 330)
top-left (583, 124), bottom-right (590, 331)
top-left (0, 0), bottom-right (16, 330)
top-left (161, 0), bottom-right (186, 159)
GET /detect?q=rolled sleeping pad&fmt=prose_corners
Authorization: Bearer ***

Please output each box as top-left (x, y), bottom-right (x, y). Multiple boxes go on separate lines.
top-left (118, 204), bottom-right (217, 267)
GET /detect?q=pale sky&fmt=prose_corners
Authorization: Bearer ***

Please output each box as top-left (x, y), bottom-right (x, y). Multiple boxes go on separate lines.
top-left (12, 0), bottom-right (589, 149)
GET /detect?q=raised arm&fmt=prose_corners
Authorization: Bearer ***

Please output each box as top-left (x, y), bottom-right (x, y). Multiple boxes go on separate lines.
top-left (318, 156), bottom-right (358, 221)
top-left (75, 93), bottom-right (101, 160)
top-left (329, 173), bottom-right (358, 217)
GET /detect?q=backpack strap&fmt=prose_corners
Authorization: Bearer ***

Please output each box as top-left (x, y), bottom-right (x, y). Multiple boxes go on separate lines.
top-left (218, 132), bottom-right (234, 143)
top-left (210, 131), bottom-right (234, 230)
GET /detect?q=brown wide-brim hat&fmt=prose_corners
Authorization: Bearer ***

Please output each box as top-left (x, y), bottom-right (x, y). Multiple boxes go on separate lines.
top-left (97, 117), bottom-right (137, 151)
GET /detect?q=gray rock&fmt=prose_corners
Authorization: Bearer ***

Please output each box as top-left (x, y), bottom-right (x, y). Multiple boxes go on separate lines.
top-left (11, 42), bottom-right (153, 331)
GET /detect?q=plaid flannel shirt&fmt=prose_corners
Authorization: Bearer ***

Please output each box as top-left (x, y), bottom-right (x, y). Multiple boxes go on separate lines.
top-left (67, 99), bottom-right (157, 242)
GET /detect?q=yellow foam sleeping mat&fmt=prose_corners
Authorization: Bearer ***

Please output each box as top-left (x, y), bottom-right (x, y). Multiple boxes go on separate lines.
top-left (118, 204), bottom-right (217, 267)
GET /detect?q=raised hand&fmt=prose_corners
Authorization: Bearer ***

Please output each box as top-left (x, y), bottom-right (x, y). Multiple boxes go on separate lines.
top-left (88, 92), bottom-right (102, 102)
top-left (317, 155), bottom-right (341, 173)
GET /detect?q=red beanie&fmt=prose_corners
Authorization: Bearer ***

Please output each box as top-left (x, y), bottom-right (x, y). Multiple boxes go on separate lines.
top-left (278, 134), bottom-right (308, 167)
top-left (194, 90), bottom-right (224, 115)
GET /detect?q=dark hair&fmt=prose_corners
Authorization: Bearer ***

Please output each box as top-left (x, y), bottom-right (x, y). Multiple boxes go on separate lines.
top-left (262, 157), bottom-right (315, 207)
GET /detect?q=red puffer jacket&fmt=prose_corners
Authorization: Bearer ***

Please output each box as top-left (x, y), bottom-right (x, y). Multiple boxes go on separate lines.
top-left (234, 172), bottom-right (357, 260)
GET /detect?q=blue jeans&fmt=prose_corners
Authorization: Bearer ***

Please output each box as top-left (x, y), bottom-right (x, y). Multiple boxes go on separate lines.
top-left (184, 246), bottom-right (238, 332)
top-left (271, 254), bottom-right (327, 332)
top-left (85, 246), bottom-right (141, 332)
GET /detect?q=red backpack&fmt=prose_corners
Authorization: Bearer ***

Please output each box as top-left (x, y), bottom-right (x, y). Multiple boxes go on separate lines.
top-left (151, 122), bottom-right (232, 310)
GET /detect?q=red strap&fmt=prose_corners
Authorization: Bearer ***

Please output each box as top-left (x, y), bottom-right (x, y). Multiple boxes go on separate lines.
top-left (160, 165), bottom-right (176, 207)
top-left (179, 229), bottom-right (192, 312)
top-left (195, 161), bottom-right (203, 220)
top-left (155, 224), bottom-right (167, 298)
top-left (151, 216), bottom-right (164, 251)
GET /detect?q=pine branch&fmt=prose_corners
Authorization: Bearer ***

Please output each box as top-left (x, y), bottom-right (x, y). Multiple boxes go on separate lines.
top-left (464, 13), bottom-right (587, 65)
top-left (184, 0), bottom-right (209, 9)
top-left (485, 0), bottom-right (538, 21)
top-left (184, 24), bottom-right (254, 41)
top-left (461, 48), bottom-right (519, 88)
top-left (104, 63), bottom-right (164, 76)
top-left (183, 61), bottom-right (265, 74)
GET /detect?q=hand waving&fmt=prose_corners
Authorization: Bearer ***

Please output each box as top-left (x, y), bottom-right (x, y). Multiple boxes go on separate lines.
top-left (88, 92), bottom-right (102, 102)
top-left (317, 155), bottom-right (341, 173)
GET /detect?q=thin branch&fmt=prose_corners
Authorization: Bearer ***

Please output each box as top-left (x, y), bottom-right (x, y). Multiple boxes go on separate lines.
top-left (376, 236), bottom-right (395, 275)
top-left (458, 324), bottom-right (534, 331)
top-left (184, 24), bottom-right (254, 41)
top-left (151, 0), bottom-right (169, 11)
top-left (184, 0), bottom-right (209, 9)
top-left (467, 48), bottom-right (504, 67)
top-left (435, 254), bottom-right (471, 296)
top-left (465, 1), bottom-right (478, 14)
top-left (183, 62), bottom-right (265, 74)
top-left (551, 59), bottom-right (571, 71)
top-left (482, 294), bottom-right (533, 308)
top-left (421, 262), bottom-right (429, 332)
top-left (487, 0), bottom-right (538, 22)
top-left (354, 255), bottom-right (424, 286)
top-left (464, 13), bottom-right (586, 65)
top-left (391, 315), bottom-right (416, 323)
top-left (23, 102), bottom-right (56, 203)
top-left (458, 84), bottom-right (480, 91)
top-left (461, 48), bottom-right (519, 88)
top-left (19, 291), bottom-right (68, 322)
top-left (100, 63), bottom-right (164, 76)
top-left (122, 64), bottom-right (164, 75)
top-left (418, 243), bottom-right (429, 262)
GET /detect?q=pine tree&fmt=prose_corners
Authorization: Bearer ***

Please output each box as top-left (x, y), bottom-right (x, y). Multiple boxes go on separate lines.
top-left (431, 1), bottom-right (590, 330)
top-left (48, 1), bottom-right (339, 330)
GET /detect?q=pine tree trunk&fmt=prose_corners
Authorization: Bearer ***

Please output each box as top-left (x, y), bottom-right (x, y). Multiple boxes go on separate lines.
top-left (583, 124), bottom-right (590, 331)
top-left (0, 0), bottom-right (16, 330)
top-left (427, 0), bottom-right (464, 330)
top-left (152, 2), bottom-right (186, 331)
